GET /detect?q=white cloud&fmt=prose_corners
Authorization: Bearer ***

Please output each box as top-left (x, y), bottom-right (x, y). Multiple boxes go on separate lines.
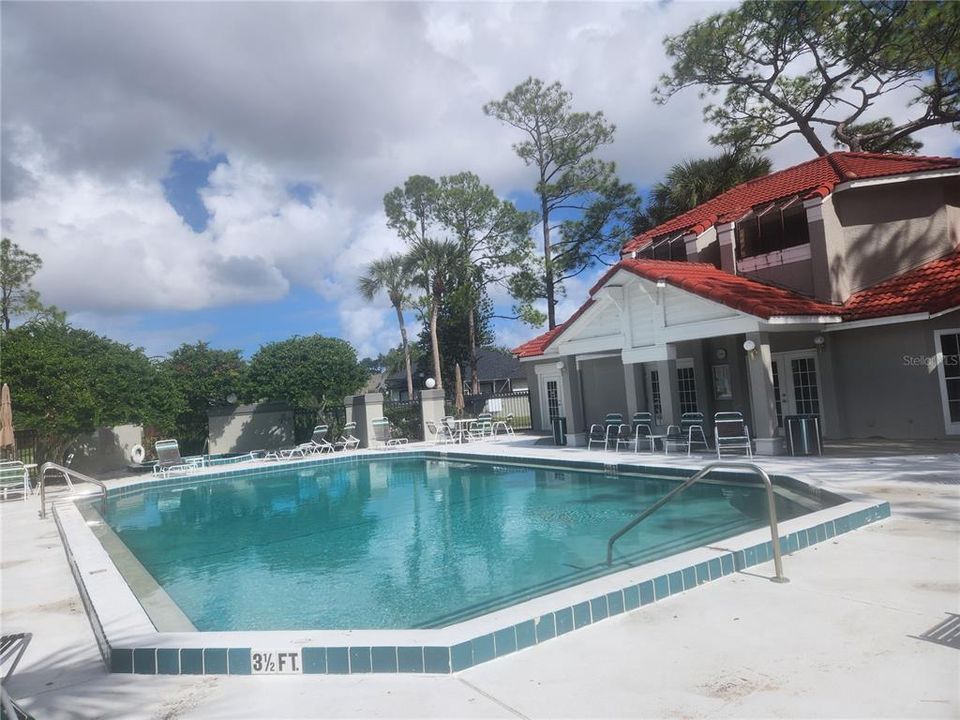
top-left (3, 1), bottom-right (958, 358)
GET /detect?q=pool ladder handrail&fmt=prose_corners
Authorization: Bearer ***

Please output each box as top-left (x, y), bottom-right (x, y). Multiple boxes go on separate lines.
top-left (38, 462), bottom-right (107, 519)
top-left (605, 461), bottom-right (788, 583)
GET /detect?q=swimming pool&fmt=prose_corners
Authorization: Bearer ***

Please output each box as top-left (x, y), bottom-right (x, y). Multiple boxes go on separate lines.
top-left (94, 456), bottom-right (824, 631)
top-left (56, 449), bottom-right (890, 675)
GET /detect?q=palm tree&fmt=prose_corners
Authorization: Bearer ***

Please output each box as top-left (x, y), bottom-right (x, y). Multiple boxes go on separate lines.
top-left (357, 254), bottom-right (415, 399)
top-left (406, 238), bottom-right (464, 391)
top-left (645, 151), bottom-right (772, 227)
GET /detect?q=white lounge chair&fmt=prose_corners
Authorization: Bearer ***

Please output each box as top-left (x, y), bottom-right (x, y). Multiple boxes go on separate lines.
top-left (714, 412), bottom-right (752, 458)
top-left (152, 440), bottom-right (204, 477)
top-left (0, 461), bottom-right (30, 501)
top-left (491, 413), bottom-right (515, 436)
top-left (372, 418), bottom-right (408, 447)
top-left (334, 422), bottom-right (360, 451)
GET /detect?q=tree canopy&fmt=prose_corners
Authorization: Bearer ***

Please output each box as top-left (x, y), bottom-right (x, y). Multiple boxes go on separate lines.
top-left (656, 1), bottom-right (960, 156)
top-left (485, 77), bottom-right (642, 328)
top-left (1, 321), bottom-right (182, 462)
top-left (639, 151), bottom-right (772, 230)
top-left (246, 334), bottom-right (367, 409)
top-left (0, 238), bottom-right (63, 331)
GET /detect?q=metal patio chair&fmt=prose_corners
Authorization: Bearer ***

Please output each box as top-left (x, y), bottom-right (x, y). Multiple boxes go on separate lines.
top-left (714, 412), bottom-right (753, 458)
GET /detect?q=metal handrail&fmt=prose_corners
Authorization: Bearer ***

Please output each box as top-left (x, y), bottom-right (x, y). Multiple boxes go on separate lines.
top-left (38, 462), bottom-right (107, 519)
top-left (605, 461), bottom-right (788, 583)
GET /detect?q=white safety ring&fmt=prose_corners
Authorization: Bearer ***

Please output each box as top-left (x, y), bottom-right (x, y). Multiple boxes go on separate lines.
top-left (130, 444), bottom-right (146, 464)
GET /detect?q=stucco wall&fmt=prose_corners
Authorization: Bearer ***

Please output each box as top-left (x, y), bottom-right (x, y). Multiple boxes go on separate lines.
top-left (72, 424), bottom-right (144, 475)
top-left (747, 260), bottom-right (815, 296)
top-left (208, 402), bottom-right (294, 454)
top-left (828, 313), bottom-right (958, 439)
top-left (579, 356), bottom-right (628, 426)
top-left (833, 177), bottom-right (957, 296)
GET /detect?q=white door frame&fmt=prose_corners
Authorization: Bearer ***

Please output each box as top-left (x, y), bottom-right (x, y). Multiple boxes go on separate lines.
top-left (537, 372), bottom-right (565, 431)
top-left (772, 350), bottom-right (826, 434)
top-left (933, 328), bottom-right (960, 435)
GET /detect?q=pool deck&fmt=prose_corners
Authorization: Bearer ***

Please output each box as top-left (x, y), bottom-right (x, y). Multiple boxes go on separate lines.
top-left (2, 437), bottom-right (958, 718)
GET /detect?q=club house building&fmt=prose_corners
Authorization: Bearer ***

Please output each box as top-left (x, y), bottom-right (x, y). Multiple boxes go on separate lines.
top-left (514, 152), bottom-right (960, 451)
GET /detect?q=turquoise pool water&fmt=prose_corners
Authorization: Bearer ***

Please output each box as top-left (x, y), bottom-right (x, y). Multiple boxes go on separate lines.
top-left (98, 456), bottom-right (818, 630)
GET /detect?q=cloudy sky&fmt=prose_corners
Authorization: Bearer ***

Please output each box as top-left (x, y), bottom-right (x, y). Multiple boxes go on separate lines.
top-left (3, 1), bottom-right (958, 359)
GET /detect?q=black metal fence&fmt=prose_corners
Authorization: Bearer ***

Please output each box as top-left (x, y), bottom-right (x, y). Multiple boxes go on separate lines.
top-left (442, 390), bottom-right (533, 431)
top-left (383, 398), bottom-right (423, 441)
top-left (5, 429), bottom-right (38, 464)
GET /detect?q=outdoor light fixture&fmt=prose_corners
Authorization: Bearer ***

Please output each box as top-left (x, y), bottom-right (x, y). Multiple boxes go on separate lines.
top-left (743, 339), bottom-right (758, 359)
top-left (425, 378), bottom-right (436, 389)
top-left (814, 335), bottom-right (826, 351)
top-left (555, 361), bottom-right (565, 371)
top-left (656, 279), bottom-right (667, 288)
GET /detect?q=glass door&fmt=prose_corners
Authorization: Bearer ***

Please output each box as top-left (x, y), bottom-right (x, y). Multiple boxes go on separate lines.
top-left (539, 374), bottom-right (564, 430)
top-left (772, 351), bottom-right (823, 431)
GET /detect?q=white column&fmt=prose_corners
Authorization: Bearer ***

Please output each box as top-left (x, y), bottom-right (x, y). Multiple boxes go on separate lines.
top-left (744, 332), bottom-right (782, 454)
top-left (655, 358), bottom-right (679, 427)
top-left (624, 363), bottom-right (639, 418)
top-left (419, 388), bottom-right (446, 442)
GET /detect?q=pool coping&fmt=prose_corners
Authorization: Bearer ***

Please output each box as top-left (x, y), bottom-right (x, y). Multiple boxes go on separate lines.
top-left (52, 446), bottom-right (891, 676)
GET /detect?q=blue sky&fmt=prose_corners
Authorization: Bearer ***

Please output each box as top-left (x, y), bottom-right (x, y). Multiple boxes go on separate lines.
top-left (3, 2), bottom-right (958, 360)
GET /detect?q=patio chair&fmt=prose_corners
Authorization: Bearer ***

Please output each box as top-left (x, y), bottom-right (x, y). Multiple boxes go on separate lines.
top-left (372, 418), bottom-right (408, 447)
top-left (664, 412), bottom-right (710, 456)
top-left (491, 413), bottom-right (515, 436)
top-left (152, 439), bottom-right (204, 477)
top-left (426, 419), bottom-right (458, 445)
top-left (469, 413), bottom-right (494, 440)
top-left (714, 412), bottom-right (752, 458)
top-left (631, 412), bottom-right (656, 452)
top-left (613, 424), bottom-right (633, 452)
top-left (0, 461), bottom-right (30, 501)
top-left (334, 422), bottom-right (360, 451)
top-left (1, 632), bottom-right (33, 720)
top-left (299, 425), bottom-right (335, 455)
top-left (587, 424), bottom-right (607, 451)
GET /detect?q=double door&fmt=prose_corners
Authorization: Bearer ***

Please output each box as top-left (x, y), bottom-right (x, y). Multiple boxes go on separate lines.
top-left (771, 351), bottom-right (823, 431)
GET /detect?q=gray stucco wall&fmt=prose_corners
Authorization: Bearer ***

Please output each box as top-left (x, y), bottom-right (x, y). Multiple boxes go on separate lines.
top-left (828, 313), bottom-right (958, 439)
top-left (833, 176), bottom-right (958, 296)
top-left (748, 260), bottom-right (815, 296)
top-left (72, 424), bottom-right (144, 475)
top-left (208, 402), bottom-right (294, 454)
top-left (579, 357), bottom-right (628, 426)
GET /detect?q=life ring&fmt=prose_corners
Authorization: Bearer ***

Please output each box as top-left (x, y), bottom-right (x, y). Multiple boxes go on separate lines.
top-left (130, 444), bottom-right (146, 464)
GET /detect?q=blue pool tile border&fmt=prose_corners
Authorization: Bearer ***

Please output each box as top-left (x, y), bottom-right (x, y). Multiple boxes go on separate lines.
top-left (77, 449), bottom-right (886, 677)
top-left (106, 497), bottom-right (891, 676)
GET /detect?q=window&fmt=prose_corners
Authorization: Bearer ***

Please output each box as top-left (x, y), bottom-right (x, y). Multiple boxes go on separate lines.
top-left (649, 370), bottom-right (663, 424)
top-left (937, 331), bottom-right (960, 430)
top-left (677, 363), bottom-right (699, 415)
top-left (736, 199), bottom-right (809, 259)
top-left (546, 380), bottom-right (561, 421)
top-left (791, 357), bottom-right (820, 415)
top-left (637, 233), bottom-right (689, 262)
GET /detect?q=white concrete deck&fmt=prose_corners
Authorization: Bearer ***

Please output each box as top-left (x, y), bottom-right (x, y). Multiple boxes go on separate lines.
top-left (2, 438), bottom-right (958, 719)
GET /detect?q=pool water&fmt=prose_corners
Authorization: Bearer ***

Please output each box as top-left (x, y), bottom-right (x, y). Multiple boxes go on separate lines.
top-left (98, 457), bottom-right (818, 630)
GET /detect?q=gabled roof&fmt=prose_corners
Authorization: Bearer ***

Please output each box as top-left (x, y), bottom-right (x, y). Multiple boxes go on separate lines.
top-left (513, 252), bottom-right (960, 358)
top-left (843, 252), bottom-right (960, 321)
top-left (623, 152), bottom-right (960, 254)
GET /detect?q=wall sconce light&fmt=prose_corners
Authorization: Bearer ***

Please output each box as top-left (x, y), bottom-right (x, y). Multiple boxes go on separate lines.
top-left (425, 377), bottom-right (436, 389)
top-left (814, 335), bottom-right (825, 351)
top-left (555, 360), bottom-right (566, 372)
top-left (742, 339), bottom-right (758, 359)
top-left (656, 279), bottom-right (667, 289)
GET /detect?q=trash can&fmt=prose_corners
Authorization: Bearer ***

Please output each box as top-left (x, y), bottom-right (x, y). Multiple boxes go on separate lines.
top-left (552, 416), bottom-right (567, 446)
top-left (784, 414), bottom-right (822, 456)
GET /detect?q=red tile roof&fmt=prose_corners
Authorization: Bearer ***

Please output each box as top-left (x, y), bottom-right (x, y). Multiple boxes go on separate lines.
top-left (513, 252), bottom-right (960, 358)
top-left (614, 259), bottom-right (841, 318)
top-left (623, 152), bottom-right (960, 254)
top-left (842, 252), bottom-right (960, 321)
top-left (514, 300), bottom-right (594, 358)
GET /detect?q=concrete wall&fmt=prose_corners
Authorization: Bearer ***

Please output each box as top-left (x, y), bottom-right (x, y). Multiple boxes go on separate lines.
top-left (579, 356), bottom-right (628, 426)
top-left (72, 424), bottom-right (144, 475)
top-left (833, 177), bottom-right (957, 296)
top-left (208, 402), bottom-right (294, 454)
top-left (827, 314), bottom-right (959, 439)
